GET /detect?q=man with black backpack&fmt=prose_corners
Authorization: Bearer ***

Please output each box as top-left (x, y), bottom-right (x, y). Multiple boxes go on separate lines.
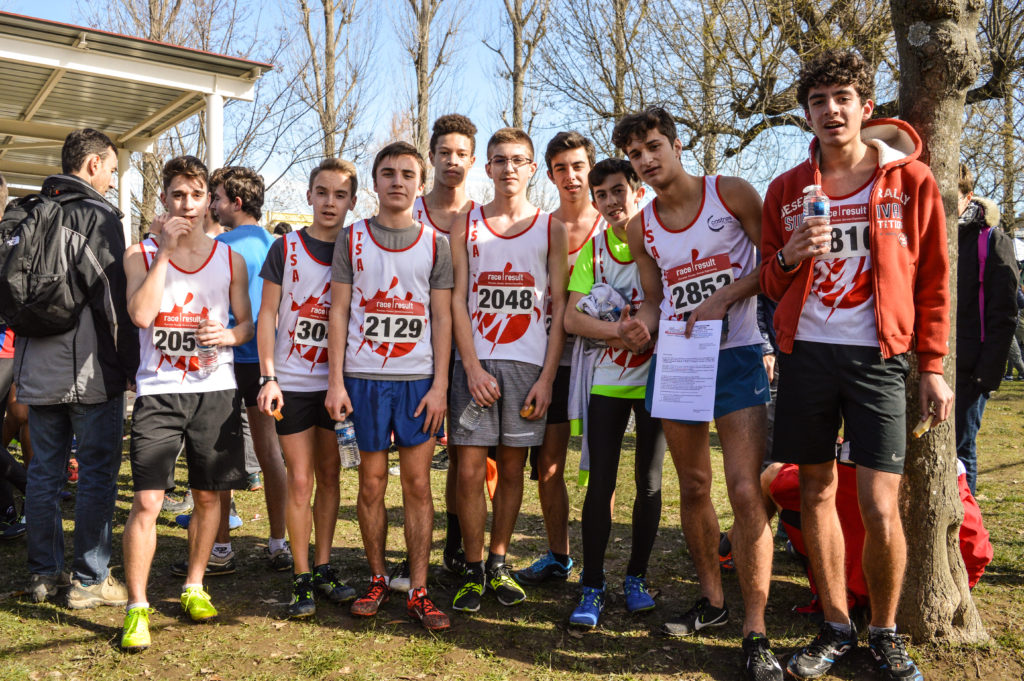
top-left (8, 129), bottom-right (139, 606)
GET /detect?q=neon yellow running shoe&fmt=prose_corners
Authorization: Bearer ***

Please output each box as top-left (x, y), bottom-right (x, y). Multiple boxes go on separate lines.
top-left (121, 606), bottom-right (152, 652)
top-left (180, 585), bottom-right (218, 621)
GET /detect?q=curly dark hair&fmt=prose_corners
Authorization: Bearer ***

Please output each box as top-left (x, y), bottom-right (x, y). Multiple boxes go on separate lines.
top-left (588, 158), bottom-right (641, 194)
top-left (430, 114), bottom-right (478, 155)
top-left (162, 155), bottom-right (208, 192)
top-left (611, 107), bottom-right (678, 152)
top-left (796, 49), bottom-right (875, 110)
top-left (210, 166), bottom-right (265, 221)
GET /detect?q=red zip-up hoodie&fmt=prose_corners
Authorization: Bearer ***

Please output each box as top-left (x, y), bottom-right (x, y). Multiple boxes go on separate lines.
top-left (759, 119), bottom-right (950, 374)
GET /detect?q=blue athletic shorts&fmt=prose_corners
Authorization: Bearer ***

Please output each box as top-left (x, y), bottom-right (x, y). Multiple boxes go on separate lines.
top-left (645, 344), bottom-right (769, 423)
top-left (344, 377), bottom-right (443, 452)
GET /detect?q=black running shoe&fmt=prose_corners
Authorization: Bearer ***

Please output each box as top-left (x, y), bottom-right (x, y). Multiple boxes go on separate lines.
top-left (787, 621), bottom-right (857, 679)
top-left (170, 551), bottom-right (236, 578)
top-left (443, 549), bottom-right (468, 577)
top-left (288, 573), bottom-right (316, 618)
top-left (868, 630), bottom-right (924, 681)
top-left (431, 448), bottom-right (450, 470)
top-left (487, 563), bottom-right (526, 606)
top-left (389, 559), bottom-right (411, 593)
top-left (452, 571), bottom-right (485, 613)
top-left (312, 564), bottom-right (356, 603)
top-left (661, 597), bottom-right (728, 637)
top-left (742, 632), bottom-right (783, 681)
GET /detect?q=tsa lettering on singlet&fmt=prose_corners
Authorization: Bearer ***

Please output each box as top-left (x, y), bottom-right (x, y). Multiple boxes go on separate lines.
top-left (665, 253), bottom-right (733, 315)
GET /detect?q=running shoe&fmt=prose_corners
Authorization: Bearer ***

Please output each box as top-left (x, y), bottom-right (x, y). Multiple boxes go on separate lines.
top-left (180, 585), bottom-right (218, 621)
top-left (487, 564), bottom-right (526, 606)
top-left (512, 550), bottom-right (572, 585)
top-left (742, 632), bottom-right (783, 681)
top-left (170, 551), bottom-right (236, 578)
top-left (350, 575), bottom-right (389, 616)
top-left (786, 621), bottom-right (857, 679)
top-left (67, 458), bottom-right (78, 484)
top-left (247, 472), bottom-right (263, 491)
top-left (287, 573), bottom-right (316, 619)
top-left (661, 597), bottom-right (729, 637)
top-left (431, 448), bottom-right (450, 471)
top-left (452, 572), bottom-right (484, 613)
top-left (443, 549), bottom-right (468, 577)
top-left (66, 574), bottom-right (128, 609)
top-left (719, 532), bottom-right (735, 572)
top-left (568, 585), bottom-right (605, 629)
top-left (0, 513), bottom-right (25, 540)
top-left (623, 575), bottom-right (655, 613)
top-left (120, 606), bottom-right (152, 652)
top-left (161, 491), bottom-right (193, 514)
top-left (868, 630), bottom-right (924, 681)
top-left (389, 560), bottom-right (411, 593)
top-left (266, 544), bottom-right (293, 572)
top-left (407, 586), bottom-right (450, 631)
top-left (312, 564), bottom-right (356, 603)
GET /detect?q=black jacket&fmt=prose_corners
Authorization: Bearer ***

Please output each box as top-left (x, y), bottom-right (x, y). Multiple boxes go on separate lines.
top-left (14, 175), bottom-right (139, 404)
top-left (956, 197), bottom-right (1019, 392)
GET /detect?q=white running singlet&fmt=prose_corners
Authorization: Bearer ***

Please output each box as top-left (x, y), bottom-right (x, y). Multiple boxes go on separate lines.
top-left (275, 230), bottom-right (332, 391)
top-left (345, 220), bottom-right (436, 376)
top-left (641, 176), bottom-right (760, 350)
top-left (413, 197), bottom-right (475, 238)
top-left (466, 206), bottom-right (551, 367)
top-left (591, 229), bottom-right (653, 388)
top-left (136, 238), bottom-right (237, 395)
top-left (551, 215), bottom-right (606, 366)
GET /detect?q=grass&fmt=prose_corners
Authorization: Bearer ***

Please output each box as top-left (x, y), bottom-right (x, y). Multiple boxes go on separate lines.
top-left (1, 383), bottom-right (1024, 680)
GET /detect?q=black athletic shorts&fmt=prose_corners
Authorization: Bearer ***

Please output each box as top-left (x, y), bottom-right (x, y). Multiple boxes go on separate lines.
top-left (275, 390), bottom-right (335, 436)
top-left (546, 364), bottom-right (571, 425)
top-left (772, 341), bottom-right (910, 474)
top-left (130, 389), bottom-right (246, 491)
top-left (234, 362), bottom-right (261, 408)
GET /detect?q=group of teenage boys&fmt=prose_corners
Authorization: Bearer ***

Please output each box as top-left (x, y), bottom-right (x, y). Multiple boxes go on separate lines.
top-left (13, 48), bottom-right (951, 681)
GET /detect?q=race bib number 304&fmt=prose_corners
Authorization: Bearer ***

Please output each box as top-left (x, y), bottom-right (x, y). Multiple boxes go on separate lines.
top-left (665, 254), bottom-right (734, 315)
top-left (153, 310), bottom-right (201, 357)
top-left (476, 270), bottom-right (536, 315)
top-left (295, 301), bottom-right (330, 348)
top-left (364, 298), bottom-right (428, 343)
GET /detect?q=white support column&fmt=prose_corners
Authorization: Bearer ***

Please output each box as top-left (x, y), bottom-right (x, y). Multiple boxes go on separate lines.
top-left (117, 148), bottom-right (132, 245)
top-left (205, 93), bottom-right (224, 171)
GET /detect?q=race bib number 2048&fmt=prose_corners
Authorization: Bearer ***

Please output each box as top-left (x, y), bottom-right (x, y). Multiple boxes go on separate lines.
top-left (665, 254), bottom-right (733, 315)
top-left (476, 270), bottom-right (536, 315)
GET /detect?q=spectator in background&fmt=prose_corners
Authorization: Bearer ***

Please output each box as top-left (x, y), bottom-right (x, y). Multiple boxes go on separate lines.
top-left (955, 163), bottom-right (1020, 494)
top-left (272, 221), bottom-right (292, 237)
top-left (1003, 285), bottom-right (1024, 380)
top-left (14, 129), bottom-right (139, 607)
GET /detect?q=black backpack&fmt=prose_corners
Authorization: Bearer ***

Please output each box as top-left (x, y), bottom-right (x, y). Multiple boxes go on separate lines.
top-left (0, 191), bottom-right (92, 337)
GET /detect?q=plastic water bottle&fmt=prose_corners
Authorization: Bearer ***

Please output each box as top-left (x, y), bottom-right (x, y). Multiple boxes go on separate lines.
top-left (459, 401), bottom-right (488, 431)
top-left (802, 184), bottom-right (830, 222)
top-left (336, 417), bottom-right (360, 469)
top-left (195, 315), bottom-right (219, 378)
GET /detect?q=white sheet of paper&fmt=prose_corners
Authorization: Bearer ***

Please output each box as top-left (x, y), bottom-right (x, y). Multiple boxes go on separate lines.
top-left (651, 320), bottom-right (721, 421)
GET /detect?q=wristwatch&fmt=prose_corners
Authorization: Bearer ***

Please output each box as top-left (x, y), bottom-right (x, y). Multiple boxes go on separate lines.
top-left (776, 249), bottom-right (798, 273)
top-left (258, 375), bottom-right (278, 387)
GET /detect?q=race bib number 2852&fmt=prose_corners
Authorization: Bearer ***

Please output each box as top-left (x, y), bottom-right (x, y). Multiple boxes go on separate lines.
top-left (665, 254), bottom-right (733, 315)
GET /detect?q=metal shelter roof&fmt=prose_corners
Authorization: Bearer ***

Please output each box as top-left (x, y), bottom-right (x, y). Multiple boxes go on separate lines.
top-left (0, 10), bottom-right (272, 191)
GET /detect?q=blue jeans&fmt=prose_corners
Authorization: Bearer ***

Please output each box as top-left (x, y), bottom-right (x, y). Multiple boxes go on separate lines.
top-left (26, 397), bottom-right (124, 584)
top-left (955, 379), bottom-right (988, 495)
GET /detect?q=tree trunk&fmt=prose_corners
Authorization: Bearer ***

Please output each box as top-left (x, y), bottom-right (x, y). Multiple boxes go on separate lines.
top-left (1001, 92), bottom-right (1016, 227)
top-left (890, 0), bottom-right (987, 644)
top-left (414, 0), bottom-right (431, 162)
top-left (511, 0), bottom-right (524, 129)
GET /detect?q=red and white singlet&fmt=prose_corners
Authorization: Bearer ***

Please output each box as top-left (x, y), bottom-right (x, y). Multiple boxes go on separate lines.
top-left (466, 206), bottom-right (550, 367)
top-left (641, 176), bottom-right (760, 350)
top-left (345, 220), bottom-right (436, 376)
top-left (591, 229), bottom-right (652, 388)
top-left (553, 215), bottom-right (606, 366)
top-left (275, 231), bottom-right (332, 391)
top-left (413, 196), bottom-right (475, 239)
top-left (136, 238), bottom-right (237, 395)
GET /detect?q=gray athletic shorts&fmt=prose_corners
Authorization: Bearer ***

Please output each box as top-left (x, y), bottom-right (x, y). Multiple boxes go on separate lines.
top-left (449, 359), bottom-right (547, 448)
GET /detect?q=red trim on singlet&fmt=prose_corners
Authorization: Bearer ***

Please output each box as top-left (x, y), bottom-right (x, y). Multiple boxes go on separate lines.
top-left (228, 244), bottom-right (234, 280)
top-left (363, 219), bottom-right (426, 253)
top-left (569, 215), bottom-right (602, 255)
top-left (713, 176), bottom-right (741, 220)
top-left (479, 207), bottom-right (540, 240)
top-left (651, 181), bottom-right (706, 234)
top-left (297, 228), bottom-right (330, 266)
top-left (418, 198), bottom-right (474, 235)
top-left (827, 174), bottom-right (875, 201)
top-left (167, 240), bottom-right (221, 274)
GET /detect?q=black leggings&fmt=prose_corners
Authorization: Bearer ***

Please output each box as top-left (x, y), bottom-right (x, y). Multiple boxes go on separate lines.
top-left (580, 394), bottom-right (666, 588)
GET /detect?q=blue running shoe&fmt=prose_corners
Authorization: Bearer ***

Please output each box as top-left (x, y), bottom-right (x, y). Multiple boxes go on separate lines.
top-left (569, 586), bottom-right (605, 629)
top-left (513, 550), bottom-right (573, 585)
top-left (623, 575), bottom-right (655, 613)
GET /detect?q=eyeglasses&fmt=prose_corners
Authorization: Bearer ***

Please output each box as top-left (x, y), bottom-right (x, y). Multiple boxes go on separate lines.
top-left (488, 156), bottom-right (533, 170)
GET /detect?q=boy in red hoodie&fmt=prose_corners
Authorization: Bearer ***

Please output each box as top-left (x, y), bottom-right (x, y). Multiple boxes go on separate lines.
top-left (759, 50), bottom-right (952, 681)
